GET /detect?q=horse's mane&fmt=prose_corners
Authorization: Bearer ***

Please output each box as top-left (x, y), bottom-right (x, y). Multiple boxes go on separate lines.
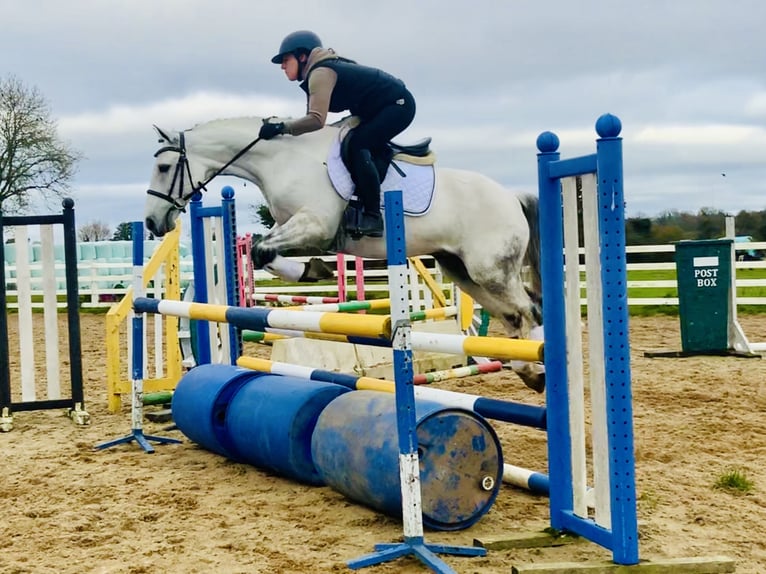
top-left (187, 115), bottom-right (354, 132)
top-left (189, 117), bottom-right (266, 131)
top-left (328, 115), bottom-right (356, 129)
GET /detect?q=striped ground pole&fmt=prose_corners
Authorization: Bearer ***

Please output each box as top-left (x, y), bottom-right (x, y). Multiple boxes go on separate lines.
top-left (241, 329), bottom-right (391, 348)
top-left (136, 297), bottom-right (541, 362)
top-left (411, 360), bottom-right (502, 384)
top-left (408, 306), bottom-right (457, 322)
top-left (132, 298), bottom-right (392, 339)
top-left (282, 300), bottom-right (457, 325)
top-left (236, 356), bottom-right (545, 428)
top-left (282, 301), bottom-right (455, 323)
top-left (240, 305), bottom-right (459, 348)
top-left (502, 464), bottom-right (595, 508)
top-left (240, 325), bottom-right (542, 366)
top-left (254, 293), bottom-right (341, 305)
top-left (283, 298), bottom-right (391, 312)
top-left (410, 331), bottom-right (542, 362)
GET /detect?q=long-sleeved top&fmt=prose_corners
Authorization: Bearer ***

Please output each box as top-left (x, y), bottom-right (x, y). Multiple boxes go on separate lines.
top-left (285, 47), bottom-right (407, 135)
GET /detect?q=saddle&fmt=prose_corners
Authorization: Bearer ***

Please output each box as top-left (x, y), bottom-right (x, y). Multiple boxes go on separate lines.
top-left (337, 117), bottom-right (435, 239)
top-left (339, 128), bottom-right (435, 179)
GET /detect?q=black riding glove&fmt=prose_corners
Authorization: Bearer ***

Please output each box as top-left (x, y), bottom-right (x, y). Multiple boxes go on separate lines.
top-left (259, 121), bottom-right (285, 140)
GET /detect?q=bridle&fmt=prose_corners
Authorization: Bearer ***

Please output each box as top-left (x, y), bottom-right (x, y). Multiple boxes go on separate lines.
top-left (146, 130), bottom-right (262, 210)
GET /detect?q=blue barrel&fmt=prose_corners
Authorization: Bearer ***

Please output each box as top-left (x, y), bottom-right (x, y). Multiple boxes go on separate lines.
top-left (224, 375), bottom-right (350, 485)
top-left (311, 391), bottom-right (503, 531)
top-left (172, 363), bottom-right (261, 459)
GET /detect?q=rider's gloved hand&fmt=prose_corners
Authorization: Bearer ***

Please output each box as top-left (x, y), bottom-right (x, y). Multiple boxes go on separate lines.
top-left (259, 121), bottom-right (285, 140)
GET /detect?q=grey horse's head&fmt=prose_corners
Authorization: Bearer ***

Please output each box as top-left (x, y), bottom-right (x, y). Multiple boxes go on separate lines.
top-left (145, 126), bottom-right (200, 237)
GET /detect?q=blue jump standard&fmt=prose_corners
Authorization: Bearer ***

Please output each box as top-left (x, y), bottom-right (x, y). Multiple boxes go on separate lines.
top-left (93, 221), bottom-right (182, 454)
top-left (346, 190), bottom-right (484, 574)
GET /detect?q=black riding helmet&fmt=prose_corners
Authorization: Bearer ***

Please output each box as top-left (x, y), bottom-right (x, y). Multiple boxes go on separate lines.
top-left (271, 30), bottom-right (322, 64)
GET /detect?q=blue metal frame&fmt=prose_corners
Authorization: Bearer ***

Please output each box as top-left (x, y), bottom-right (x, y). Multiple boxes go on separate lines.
top-left (347, 191), bottom-right (484, 574)
top-left (189, 187), bottom-right (241, 365)
top-left (537, 114), bottom-right (639, 565)
top-left (220, 186), bottom-right (242, 363)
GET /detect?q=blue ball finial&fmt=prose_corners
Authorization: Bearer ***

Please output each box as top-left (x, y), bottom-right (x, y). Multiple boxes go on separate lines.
top-left (221, 185), bottom-right (235, 199)
top-left (596, 113), bottom-right (622, 138)
top-left (536, 131), bottom-right (560, 153)
top-left (62, 197), bottom-right (75, 209)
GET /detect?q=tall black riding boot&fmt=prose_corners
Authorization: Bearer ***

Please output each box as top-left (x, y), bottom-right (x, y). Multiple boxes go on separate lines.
top-left (353, 149), bottom-right (384, 237)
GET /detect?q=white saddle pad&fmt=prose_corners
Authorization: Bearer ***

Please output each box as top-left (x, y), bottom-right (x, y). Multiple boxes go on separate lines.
top-left (326, 135), bottom-right (435, 216)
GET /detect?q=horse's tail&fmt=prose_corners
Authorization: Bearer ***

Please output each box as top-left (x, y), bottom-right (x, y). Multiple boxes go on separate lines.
top-left (518, 193), bottom-right (542, 309)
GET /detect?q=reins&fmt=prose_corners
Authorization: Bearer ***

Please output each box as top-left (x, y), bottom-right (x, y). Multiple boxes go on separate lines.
top-left (147, 131), bottom-right (262, 209)
top-left (197, 135), bottom-right (263, 191)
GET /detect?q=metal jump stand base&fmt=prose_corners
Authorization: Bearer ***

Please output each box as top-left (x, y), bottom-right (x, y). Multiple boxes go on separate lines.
top-left (94, 429), bottom-right (181, 454)
top-left (348, 536), bottom-right (486, 573)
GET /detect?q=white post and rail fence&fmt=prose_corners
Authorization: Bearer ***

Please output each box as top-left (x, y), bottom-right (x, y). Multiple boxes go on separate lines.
top-left (3, 240), bottom-right (766, 310)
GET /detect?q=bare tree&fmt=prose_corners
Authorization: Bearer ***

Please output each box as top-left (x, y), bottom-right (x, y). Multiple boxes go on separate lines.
top-left (78, 221), bottom-right (111, 242)
top-left (0, 75), bottom-right (82, 214)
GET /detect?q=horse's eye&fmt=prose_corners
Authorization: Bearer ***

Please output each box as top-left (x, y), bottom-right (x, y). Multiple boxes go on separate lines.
top-left (158, 164), bottom-right (170, 174)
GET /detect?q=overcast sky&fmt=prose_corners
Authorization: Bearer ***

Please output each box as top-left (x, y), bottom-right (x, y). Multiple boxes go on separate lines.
top-left (4, 0), bottom-right (765, 238)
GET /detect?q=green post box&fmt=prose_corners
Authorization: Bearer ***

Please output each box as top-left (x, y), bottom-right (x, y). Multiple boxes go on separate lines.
top-left (674, 239), bottom-right (732, 353)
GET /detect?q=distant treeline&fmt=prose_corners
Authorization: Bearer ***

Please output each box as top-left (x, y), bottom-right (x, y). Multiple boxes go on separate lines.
top-left (626, 207), bottom-right (766, 263)
top-left (627, 207), bottom-right (766, 244)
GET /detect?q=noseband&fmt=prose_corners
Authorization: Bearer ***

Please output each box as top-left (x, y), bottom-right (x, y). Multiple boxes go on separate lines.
top-left (145, 132), bottom-right (198, 210)
top-left (146, 131), bottom-right (262, 210)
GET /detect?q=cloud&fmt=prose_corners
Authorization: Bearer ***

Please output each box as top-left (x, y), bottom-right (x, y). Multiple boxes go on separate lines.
top-left (58, 92), bottom-right (295, 137)
top-left (633, 124), bottom-right (766, 146)
top-left (6, 0), bottom-right (765, 220)
top-left (67, 178), bottom-right (267, 237)
top-left (745, 92), bottom-right (766, 118)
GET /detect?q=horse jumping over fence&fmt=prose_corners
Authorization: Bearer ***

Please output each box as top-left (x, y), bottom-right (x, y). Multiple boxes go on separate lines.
top-left (143, 117), bottom-right (544, 391)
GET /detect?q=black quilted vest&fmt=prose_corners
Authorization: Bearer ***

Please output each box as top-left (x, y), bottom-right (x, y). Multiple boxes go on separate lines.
top-left (300, 57), bottom-right (406, 119)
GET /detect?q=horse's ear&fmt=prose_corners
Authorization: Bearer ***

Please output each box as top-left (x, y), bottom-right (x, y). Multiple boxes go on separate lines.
top-left (153, 124), bottom-right (172, 143)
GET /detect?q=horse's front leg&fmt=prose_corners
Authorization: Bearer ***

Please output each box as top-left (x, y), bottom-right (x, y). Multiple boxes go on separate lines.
top-left (252, 211), bottom-right (337, 283)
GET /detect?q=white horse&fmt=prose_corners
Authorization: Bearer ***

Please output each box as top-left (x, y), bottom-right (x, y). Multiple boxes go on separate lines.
top-left (144, 117), bottom-right (544, 391)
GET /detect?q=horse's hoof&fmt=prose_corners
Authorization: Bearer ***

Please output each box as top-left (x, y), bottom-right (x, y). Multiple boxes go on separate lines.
top-left (299, 257), bottom-right (335, 282)
top-left (513, 364), bottom-right (546, 393)
top-left (252, 246), bottom-right (277, 268)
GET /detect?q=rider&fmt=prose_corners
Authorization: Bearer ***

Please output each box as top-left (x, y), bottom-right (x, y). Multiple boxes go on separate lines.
top-left (259, 30), bottom-right (416, 238)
